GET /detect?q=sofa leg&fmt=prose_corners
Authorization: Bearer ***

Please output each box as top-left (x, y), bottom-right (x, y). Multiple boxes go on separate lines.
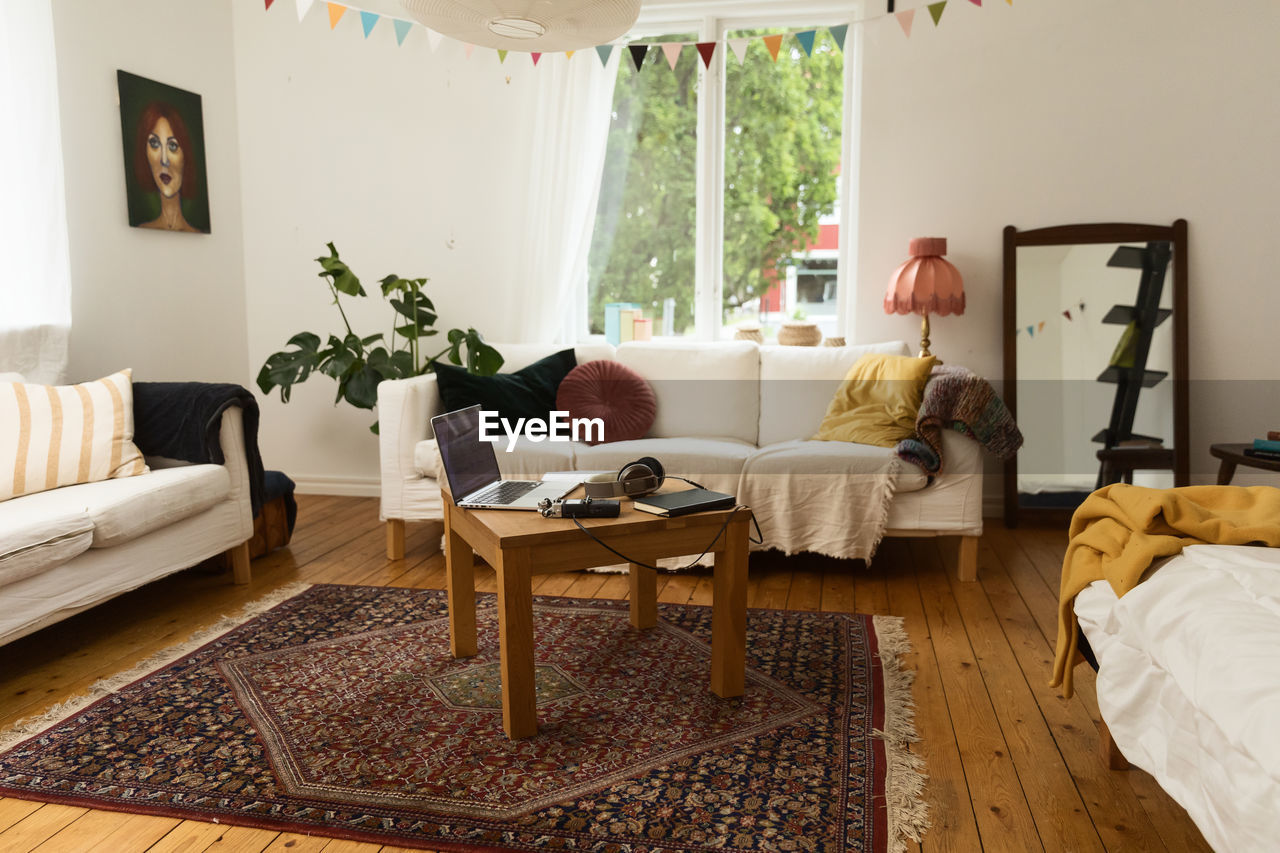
top-left (387, 519), bottom-right (406, 560)
top-left (1099, 719), bottom-right (1131, 770)
top-left (957, 535), bottom-right (979, 582)
top-left (230, 541), bottom-right (251, 585)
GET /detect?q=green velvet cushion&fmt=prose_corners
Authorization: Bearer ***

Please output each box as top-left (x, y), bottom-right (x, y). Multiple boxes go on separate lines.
top-left (434, 349), bottom-right (577, 423)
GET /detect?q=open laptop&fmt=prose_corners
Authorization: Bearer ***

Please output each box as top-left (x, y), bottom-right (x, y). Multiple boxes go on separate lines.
top-left (431, 405), bottom-right (577, 510)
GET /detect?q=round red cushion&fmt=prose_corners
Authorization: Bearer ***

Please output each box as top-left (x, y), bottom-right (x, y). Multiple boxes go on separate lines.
top-left (555, 360), bottom-right (656, 445)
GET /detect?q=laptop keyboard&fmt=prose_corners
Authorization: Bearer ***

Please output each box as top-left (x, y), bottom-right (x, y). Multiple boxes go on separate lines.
top-left (466, 480), bottom-right (540, 505)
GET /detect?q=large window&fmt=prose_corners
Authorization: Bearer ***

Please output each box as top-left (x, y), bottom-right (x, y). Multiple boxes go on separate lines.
top-left (587, 10), bottom-right (854, 342)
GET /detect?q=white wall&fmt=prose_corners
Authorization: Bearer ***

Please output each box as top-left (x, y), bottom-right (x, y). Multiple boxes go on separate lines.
top-left (854, 0), bottom-right (1280, 485)
top-left (231, 1), bottom-right (545, 493)
top-left (51, 0), bottom-right (249, 385)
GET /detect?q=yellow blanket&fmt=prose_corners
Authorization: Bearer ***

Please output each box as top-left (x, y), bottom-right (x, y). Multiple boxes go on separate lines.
top-left (1051, 484), bottom-right (1280, 698)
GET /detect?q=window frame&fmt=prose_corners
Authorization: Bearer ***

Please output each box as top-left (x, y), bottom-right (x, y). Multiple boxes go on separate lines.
top-left (602, 0), bottom-right (866, 342)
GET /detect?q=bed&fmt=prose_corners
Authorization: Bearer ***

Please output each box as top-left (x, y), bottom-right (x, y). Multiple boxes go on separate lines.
top-left (1074, 543), bottom-right (1280, 852)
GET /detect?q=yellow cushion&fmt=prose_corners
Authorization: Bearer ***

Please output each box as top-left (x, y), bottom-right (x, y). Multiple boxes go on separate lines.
top-left (813, 354), bottom-right (937, 447)
top-left (0, 369), bottom-right (149, 502)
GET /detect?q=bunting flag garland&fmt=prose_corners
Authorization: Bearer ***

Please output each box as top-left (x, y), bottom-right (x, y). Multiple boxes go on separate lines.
top-left (1037, 321), bottom-right (1045, 333)
top-left (795, 30), bottom-right (816, 57)
top-left (1026, 325), bottom-right (1035, 338)
top-left (269, 0), bottom-right (1014, 72)
top-left (762, 34), bottom-right (783, 61)
top-left (661, 42), bottom-right (682, 70)
top-left (696, 41), bottom-right (716, 68)
top-left (898, 10), bottom-right (915, 37)
top-left (828, 24), bottom-right (848, 52)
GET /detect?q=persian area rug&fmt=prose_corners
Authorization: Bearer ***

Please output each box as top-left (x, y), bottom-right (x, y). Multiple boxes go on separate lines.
top-left (0, 584), bottom-right (927, 853)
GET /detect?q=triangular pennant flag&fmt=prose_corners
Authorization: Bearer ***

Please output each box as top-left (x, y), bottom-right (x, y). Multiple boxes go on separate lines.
top-left (425, 28), bottom-right (443, 51)
top-left (1063, 310), bottom-right (1072, 321)
top-left (696, 41), bottom-right (716, 68)
top-left (828, 24), bottom-right (848, 52)
top-left (565, 50), bottom-right (575, 59)
top-left (360, 11), bottom-right (379, 38)
top-left (661, 43), bottom-right (682, 70)
top-left (762, 34), bottom-right (783, 62)
top-left (464, 43), bottom-right (474, 59)
top-left (628, 44), bottom-right (649, 71)
top-left (1038, 321), bottom-right (1046, 333)
top-left (897, 9), bottom-right (915, 37)
top-left (928, 1), bottom-right (947, 26)
top-left (728, 37), bottom-right (750, 65)
top-left (1027, 325), bottom-right (1035, 338)
top-left (596, 44), bottom-right (614, 66)
top-left (326, 3), bottom-right (345, 29)
top-left (392, 19), bottom-right (412, 45)
top-left (264, 0), bottom-right (275, 10)
top-left (968, 0), bottom-right (982, 5)
top-left (531, 52), bottom-right (542, 66)
top-left (296, 0), bottom-right (315, 20)
top-left (795, 30), bottom-right (816, 57)
top-left (497, 49), bottom-right (508, 63)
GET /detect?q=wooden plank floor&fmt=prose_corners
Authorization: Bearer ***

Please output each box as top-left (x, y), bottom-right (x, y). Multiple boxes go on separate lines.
top-left (0, 495), bottom-right (1211, 852)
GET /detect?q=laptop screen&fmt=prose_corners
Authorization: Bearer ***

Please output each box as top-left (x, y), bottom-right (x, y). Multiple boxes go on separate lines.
top-left (432, 405), bottom-right (501, 500)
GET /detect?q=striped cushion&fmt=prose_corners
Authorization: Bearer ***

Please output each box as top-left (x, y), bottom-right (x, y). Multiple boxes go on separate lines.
top-left (1, 369), bottom-right (148, 502)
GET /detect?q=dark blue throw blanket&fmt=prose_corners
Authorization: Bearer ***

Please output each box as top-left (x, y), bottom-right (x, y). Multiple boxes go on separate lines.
top-left (132, 382), bottom-right (270, 518)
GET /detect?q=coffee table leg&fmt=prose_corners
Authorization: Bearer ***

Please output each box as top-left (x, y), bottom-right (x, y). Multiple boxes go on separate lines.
top-left (629, 562), bottom-right (657, 629)
top-left (444, 503), bottom-right (477, 658)
top-left (1217, 459), bottom-right (1237, 486)
top-left (496, 547), bottom-right (538, 739)
top-left (711, 516), bottom-right (748, 698)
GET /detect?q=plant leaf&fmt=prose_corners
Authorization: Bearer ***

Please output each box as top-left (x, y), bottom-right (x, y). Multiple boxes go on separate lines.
top-left (343, 365), bottom-right (381, 410)
top-left (316, 243), bottom-right (365, 297)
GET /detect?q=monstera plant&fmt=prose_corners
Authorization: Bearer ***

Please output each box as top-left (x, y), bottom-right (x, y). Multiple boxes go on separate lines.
top-left (257, 243), bottom-right (503, 431)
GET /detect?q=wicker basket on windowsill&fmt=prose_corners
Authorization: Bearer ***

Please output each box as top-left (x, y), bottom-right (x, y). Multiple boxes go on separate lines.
top-left (778, 321), bottom-right (822, 346)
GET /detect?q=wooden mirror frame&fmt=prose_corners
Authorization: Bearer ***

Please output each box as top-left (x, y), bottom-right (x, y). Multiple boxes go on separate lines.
top-left (1002, 220), bottom-right (1189, 527)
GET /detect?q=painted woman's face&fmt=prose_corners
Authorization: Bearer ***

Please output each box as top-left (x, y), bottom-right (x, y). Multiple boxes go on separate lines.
top-left (146, 117), bottom-right (184, 198)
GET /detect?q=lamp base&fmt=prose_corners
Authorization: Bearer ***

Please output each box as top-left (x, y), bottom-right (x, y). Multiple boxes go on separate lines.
top-left (919, 313), bottom-right (935, 360)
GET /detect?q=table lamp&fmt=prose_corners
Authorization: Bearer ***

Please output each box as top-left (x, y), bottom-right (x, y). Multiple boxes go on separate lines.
top-left (884, 237), bottom-right (965, 358)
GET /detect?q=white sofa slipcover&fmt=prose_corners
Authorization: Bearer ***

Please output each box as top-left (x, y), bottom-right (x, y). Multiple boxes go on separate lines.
top-left (0, 405), bottom-right (255, 647)
top-left (378, 341), bottom-right (985, 579)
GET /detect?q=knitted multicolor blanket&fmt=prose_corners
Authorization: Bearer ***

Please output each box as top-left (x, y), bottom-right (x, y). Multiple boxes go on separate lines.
top-left (896, 365), bottom-right (1022, 474)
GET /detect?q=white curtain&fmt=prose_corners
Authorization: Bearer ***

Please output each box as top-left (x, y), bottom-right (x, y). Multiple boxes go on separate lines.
top-left (0, 0), bottom-right (72, 383)
top-left (504, 55), bottom-right (617, 344)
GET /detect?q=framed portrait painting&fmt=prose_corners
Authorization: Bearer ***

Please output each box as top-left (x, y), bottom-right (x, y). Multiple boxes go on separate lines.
top-left (116, 70), bottom-right (211, 234)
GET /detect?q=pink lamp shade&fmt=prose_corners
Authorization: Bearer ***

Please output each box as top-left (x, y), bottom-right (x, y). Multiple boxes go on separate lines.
top-left (884, 237), bottom-right (965, 317)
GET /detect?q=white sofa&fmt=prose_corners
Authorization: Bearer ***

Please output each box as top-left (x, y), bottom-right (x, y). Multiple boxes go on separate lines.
top-left (378, 340), bottom-right (985, 579)
top-left (0, 405), bottom-right (255, 647)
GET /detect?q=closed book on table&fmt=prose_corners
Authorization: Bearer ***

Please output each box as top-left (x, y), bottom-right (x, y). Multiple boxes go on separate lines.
top-left (1244, 448), bottom-right (1280, 461)
top-left (633, 488), bottom-right (736, 517)
top-left (1252, 438), bottom-right (1280, 453)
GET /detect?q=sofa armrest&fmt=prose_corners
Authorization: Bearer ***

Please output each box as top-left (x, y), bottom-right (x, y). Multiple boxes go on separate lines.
top-left (215, 406), bottom-right (255, 541)
top-left (378, 373), bottom-right (444, 521)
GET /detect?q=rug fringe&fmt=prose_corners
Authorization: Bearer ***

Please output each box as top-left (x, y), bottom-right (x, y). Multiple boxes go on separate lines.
top-left (0, 582), bottom-right (310, 753)
top-left (872, 614), bottom-right (930, 853)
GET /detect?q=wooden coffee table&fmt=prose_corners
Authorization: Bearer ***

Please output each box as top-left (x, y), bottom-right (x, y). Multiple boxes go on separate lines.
top-left (442, 487), bottom-right (752, 739)
top-left (1210, 443), bottom-right (1280, 484)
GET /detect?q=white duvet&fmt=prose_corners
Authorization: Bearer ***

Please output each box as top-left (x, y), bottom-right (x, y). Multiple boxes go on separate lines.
top-left (1075, 544), bottom-right (1280, 853)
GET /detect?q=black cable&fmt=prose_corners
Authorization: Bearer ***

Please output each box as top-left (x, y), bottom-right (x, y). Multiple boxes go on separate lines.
top-left (572, 505), bottom-right (754, 572)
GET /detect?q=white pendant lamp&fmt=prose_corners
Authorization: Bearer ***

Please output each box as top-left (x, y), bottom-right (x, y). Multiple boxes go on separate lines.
top-left (400, 0), bottom-right (640, 52)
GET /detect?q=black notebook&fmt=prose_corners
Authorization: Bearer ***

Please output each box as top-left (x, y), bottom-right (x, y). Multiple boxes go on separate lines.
top-left (633, 488), bottom-right (736, 517)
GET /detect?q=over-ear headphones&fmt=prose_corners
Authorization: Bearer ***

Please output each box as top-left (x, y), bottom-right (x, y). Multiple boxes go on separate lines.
top-left (583, 456), bottom-right (665, 499)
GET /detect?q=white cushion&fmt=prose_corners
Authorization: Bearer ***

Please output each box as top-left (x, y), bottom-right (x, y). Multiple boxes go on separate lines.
top-left (12, 464), bottom-right (231, 548)
top-left (574, 437), bottom-right (754, 497)
top-left (743, 439), bottom-right (929, 492)
top-left (415, 435), bottom-right (577, 484)
top-left (0, 498), bottom-right (94, 588)
top-left (484, 342), bottom-right (615, 372)
top-left (616, 341), bottom-right (760, 444)
top-left (758, 341), bottom-right (912, 446)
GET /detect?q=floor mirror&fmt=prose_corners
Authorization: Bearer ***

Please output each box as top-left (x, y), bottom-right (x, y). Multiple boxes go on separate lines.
top-left (1002, 221), bottom-right (1189, 527)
